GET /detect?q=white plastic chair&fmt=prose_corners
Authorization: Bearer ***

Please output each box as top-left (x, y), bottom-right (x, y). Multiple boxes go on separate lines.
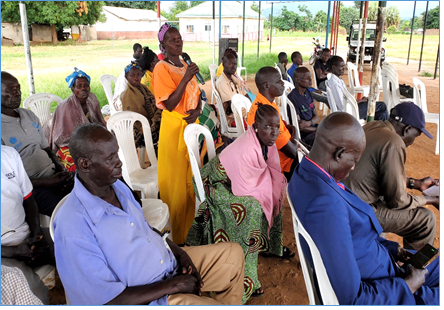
top-left (343, 88), bottom-right (366, 126)
top-left (107, 111), bottom-right (158, 199)
top-left (412, 77), bottom-right (439, 155)
top-left (287, 193), bottom-right (339, 305)
top-left (23, 93), bottom-right (63, 127)
top-left (274, 62), bottom-right (283, 79)
top-left (184, 124), bottom-right (217, 216)
top-left (346, 62), bottom-right (370, 97)
top-left (100, 74), bottom-right (118, 115)
top-left (231, 94), bottom-right (252, 135)
top-left (209, 64), bottom-right (218, 105)
top-left (381, 64), bottom-right (411, 111)
top-left (286, 98), bottom-right (309, 162)
top-left (287, 73), bottom-right (294, 85)
top-left (236, 57), bottom-right (247, 81)
top-left (325, 81), bottom-right (338, 113)
top-left (213, 88), bottom-right (242, 139)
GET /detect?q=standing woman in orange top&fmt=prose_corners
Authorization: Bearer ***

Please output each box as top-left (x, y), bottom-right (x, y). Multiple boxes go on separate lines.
top-left (152, 23), bottom-right (202, 244)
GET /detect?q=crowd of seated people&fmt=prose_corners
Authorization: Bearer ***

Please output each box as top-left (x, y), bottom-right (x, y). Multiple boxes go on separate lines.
top-left (1, 22), bottom-right (439, 306)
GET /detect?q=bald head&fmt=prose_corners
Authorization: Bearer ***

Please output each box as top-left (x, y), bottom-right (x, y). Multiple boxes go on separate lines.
top-left (69, 123), bottom-right (114, 165)
top-left (309, 112), bottom-right (366, 182)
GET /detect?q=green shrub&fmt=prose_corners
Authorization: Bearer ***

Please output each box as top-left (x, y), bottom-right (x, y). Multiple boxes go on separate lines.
top-left (387, 25), bottom-right (397, 34)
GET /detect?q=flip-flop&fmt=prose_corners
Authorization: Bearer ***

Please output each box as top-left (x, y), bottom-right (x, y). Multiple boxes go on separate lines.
top-left (252, 287), bottom-right (264, 297)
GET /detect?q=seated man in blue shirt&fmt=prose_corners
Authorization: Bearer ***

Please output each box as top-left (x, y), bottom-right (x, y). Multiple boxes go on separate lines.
top-left (287, 51), bottom-right (303, 83)
top-left (53, 123), bottom-right (244, 305)
top-left (287, 67), bottom-right (320, 146)
top-left (288, 112), bottom-right (438, 305)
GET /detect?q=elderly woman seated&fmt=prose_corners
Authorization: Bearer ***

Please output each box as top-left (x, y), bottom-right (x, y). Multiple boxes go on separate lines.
top-left (120, 62), bottom-right (162, 154)
top-left (49, 68), bottom-right (106, 171)
top-left (186, 104), bottom-right (292, 304)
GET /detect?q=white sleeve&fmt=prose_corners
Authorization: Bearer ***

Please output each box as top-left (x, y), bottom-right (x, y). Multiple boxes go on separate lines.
top-left (13, 148), bottom-right (33, 198)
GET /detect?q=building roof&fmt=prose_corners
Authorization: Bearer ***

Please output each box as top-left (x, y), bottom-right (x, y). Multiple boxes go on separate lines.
top-left (102, 6), bottom-right (168, 22)
top-left (176, 2), bottom-right (263, 19)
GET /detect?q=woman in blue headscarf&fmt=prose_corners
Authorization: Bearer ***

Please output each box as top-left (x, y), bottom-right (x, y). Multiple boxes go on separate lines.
top-left (49, 67), bottom-right (106, 171)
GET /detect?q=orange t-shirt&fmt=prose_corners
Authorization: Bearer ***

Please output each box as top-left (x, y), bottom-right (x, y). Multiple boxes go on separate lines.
top-left (152, 60), bottom-right (200, 115)
top-left (247, 93), bottom-right (293, 173)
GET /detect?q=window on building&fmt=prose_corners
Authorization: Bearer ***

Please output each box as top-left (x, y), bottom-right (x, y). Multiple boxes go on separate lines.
top-left (222, 25), bottom-right (230, 34)
top-left (205, 25), bottom-right (211, 31)
top-left (186, 25), bottom-right (194, 33)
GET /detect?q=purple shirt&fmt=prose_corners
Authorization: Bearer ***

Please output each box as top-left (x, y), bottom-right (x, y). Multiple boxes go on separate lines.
top-left (54, 177), bottom-right (177, 305)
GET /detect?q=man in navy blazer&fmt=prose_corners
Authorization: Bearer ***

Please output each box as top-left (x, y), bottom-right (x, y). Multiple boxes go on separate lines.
top-left (288, 112), bottom-right (438, 305)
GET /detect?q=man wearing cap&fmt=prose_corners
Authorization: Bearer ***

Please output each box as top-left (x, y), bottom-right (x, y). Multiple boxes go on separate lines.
top-left (344, 102), bottom-right (438, 251)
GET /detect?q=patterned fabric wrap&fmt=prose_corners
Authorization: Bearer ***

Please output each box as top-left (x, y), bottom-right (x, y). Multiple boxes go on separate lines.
top-left (186, 156), bottom-right (283, 304)
top-left (157, 22), bottom-right (178, 53)
top-left (57, 146), bottom-right (76, 172)
top-left (1, 265), bottom-right (43, 305)
top-left (65, 67), bottom-right (91, 89)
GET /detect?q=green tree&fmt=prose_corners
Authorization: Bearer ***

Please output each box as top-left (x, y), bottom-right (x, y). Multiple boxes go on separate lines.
top-left (1, 1), bottom-right (105, 44)
top-left (386, 6), bottom-right (401, 29)
top-left (314, 10), bottom-right (327, 32)
top-left (251, 1), bottom-right (260, 13)
top-left (339, 4), bottom-right (359, 34)
top-left (162, 1), bottom-right (189, 22)
top-left (273, 6), bottom-right (300, 31)
top-left (297, 5), bottom-right (313, 32)
top-left (104, 1), bottom-right (156, 10)
top-left (368, 1), bottom-right (378, 21)
top-left (422, 6), bottom-right (439, 29)
top-left (190, 1), bottom-right (204, 8)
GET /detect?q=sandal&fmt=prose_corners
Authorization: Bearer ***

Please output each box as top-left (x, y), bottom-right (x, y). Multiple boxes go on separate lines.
top-left (252, 287), bottom-right (264, 297)
top-left (261, 246), bottom-right (295, 259)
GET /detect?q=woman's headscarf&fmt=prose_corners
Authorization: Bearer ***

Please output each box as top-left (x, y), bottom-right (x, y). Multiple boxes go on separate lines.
top-left (157, 22), bottom-right (178, 54)
top-left (65, 67), bottom-right (90, 89)
top-left (124, 62), bottom-right (143, 74)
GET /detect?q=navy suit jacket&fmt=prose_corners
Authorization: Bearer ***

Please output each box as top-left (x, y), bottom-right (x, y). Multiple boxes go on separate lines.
top-left (289, 157), bottom-right (416, 304)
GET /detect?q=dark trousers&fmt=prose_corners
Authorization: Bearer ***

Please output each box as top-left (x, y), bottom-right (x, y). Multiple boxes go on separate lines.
top-left (33, 185), bottom-right (73, 216)
top-left (358, 101), bottom-right (389, 121)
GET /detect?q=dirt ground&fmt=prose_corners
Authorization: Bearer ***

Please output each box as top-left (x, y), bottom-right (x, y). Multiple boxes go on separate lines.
top-left (49, 62), bottom-right (439, 305)
top-left (200, 62), bottom-right (440, 306)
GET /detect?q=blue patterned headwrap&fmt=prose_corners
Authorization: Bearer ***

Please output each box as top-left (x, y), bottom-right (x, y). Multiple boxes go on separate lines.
top-left (66, 67), bottom-right (91, 89)
top-left (124, 62), bottom-right (143, 74)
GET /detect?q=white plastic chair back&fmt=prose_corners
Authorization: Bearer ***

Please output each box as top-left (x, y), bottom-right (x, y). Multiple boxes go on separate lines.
top-left (107, 111), bottom-right (158, 198)
top-left (236, 57), bottom-right (247, 81)
top-left (184, 124), bottom-right (216, 215)
top-left (310, 64), bottom-right (325, 112)
top-left (381, 69), bottom-right (400, 111)
top-left (287, 193), bottom-right (339, 305)
top-left (283, 80), bottom-right (295, 95)
top-left (287, 73), bottom-right (294, 85)
top-left (23, 93), bottom-right (62, 126)
top-left (412, 78), bottom-right (439, 155)
top-left (50, 194), bottom-right (70, 241)
top-left (275, 63), bottom-right (283, 79)
top-left (346, 62), bottom-right (370, 97)
top-left (209, 64), bottom-right (218, 105)
top-left (140, 198), bottom-right (170, 232)
top-left (325, 81), bottom-right (338, 113)
top-left (213, 88), bottom-right (242, 139)
top-left (231, 94), bottom-right (252, 135)
top-left (100, 74), bottom-right (117, 114)
top-left (343, 88), bottom-right (365, 126)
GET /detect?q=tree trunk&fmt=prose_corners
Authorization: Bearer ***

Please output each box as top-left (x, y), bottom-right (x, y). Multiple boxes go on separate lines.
top-left (51, 24), bottom-right (58, 45)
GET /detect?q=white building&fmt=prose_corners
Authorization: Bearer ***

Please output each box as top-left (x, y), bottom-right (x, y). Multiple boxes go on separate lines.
top-left (95, 6), bottom-right (168, 40)
top-left (176, 2), bottom-right (264, 42)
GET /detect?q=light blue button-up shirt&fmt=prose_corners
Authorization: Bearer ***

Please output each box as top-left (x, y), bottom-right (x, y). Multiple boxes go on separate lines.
top-left (54, 176), bottom-right (177, 305)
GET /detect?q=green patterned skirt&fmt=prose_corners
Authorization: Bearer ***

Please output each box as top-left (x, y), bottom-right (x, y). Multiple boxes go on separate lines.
top-left (186, 156), bottom-right (283, 304)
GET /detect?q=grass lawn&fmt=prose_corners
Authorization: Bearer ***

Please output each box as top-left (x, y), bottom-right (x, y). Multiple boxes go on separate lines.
top-left (1, 32), bottom-right (438, 111)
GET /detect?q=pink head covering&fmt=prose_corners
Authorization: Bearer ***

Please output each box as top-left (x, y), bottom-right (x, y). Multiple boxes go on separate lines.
top-left (219, 126), bottom-right (287, 230)
top-left (158, 22), bottom-right (178, 54)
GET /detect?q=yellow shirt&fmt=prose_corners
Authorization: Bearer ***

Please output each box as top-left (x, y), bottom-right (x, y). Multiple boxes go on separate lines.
top-left (141, 70), bottom-right (154, 95)
top-left (216, 63), bottom-right (224, 77)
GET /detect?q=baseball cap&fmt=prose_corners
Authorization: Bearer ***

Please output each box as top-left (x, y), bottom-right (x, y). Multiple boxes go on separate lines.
top-left (390, 101), bottom-right (433, 139)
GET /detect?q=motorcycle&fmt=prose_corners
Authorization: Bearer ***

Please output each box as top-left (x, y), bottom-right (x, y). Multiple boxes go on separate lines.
top-left (308, 36), bottom-right (325, 65)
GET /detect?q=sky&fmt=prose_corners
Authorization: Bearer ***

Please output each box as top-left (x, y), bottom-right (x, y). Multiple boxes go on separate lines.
top-left (160, 1), bottom-right (439, 20)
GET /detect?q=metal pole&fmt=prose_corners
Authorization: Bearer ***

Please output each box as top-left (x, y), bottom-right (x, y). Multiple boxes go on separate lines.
top-left (358, 1), bottom-right (369, 100)
top-left (330, 1), bottom-right (336, 50)
top-left (242, 1), bottom-right (245, 66)
top-left (434, 44), bottom-right (439, 79)
top-left (19, 1), bottom-right (35, 95)
top-left (334, 2), bottom-right (340, 55)
top-left (257, 1), bottom-right (261, 59)
top-left (418, 1), bottom-right (429, 72)
top-left (219, 1), bottom-right (222, 39)
top-left (213, 1), bottom-right (215, 64)
top-left (367, 1), bottom-right (386, 123)
top-left (157, 1), bottom-right (161, 29)
top-left (406, 1), bottom-right (416, 65)
top-left (326, 1), bottom-right (331, 48)
top-left (269, 3), bottom-right (274, 53)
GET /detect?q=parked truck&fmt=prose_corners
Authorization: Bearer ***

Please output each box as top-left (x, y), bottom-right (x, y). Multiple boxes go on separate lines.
top-left (346, 20), bottom-right (386, 64)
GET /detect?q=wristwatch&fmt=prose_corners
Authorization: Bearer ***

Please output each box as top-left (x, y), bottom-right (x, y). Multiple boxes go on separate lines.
top-left (408, 178), bottom-right (415, 189)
